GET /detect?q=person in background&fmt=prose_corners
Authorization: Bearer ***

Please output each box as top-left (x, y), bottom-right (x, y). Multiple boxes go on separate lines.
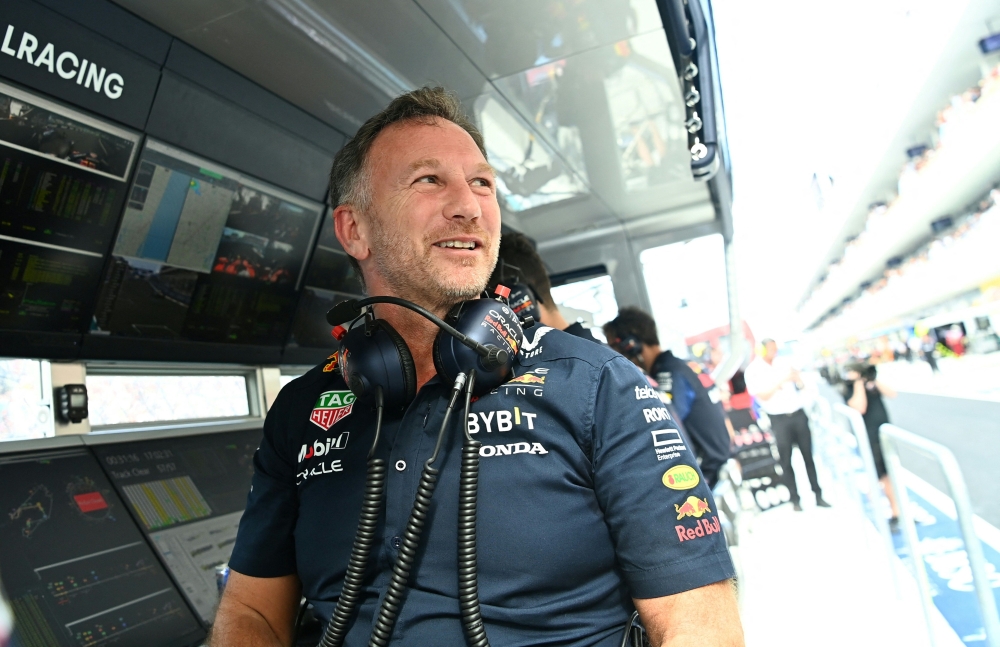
top-left (743, 339), bottom-right (830, 511)
top-left (487, 231), bottom-right (601, 342)
top-left (921, 334), bottom-right (940, 373)
top-left (604, 308), bottom-right (731, 488)
top-left (844, 362), bottom-right (900, 527)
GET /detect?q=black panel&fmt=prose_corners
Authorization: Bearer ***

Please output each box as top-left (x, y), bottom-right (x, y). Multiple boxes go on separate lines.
top-left (164, 41), bottom-right (344, 156)
top-left (146, 72), bottom-right (335, 202)
top-left (0, 448), bottom-right (205, 646)
top-left (0, 330), bottom-right (81, 360)
top-left (0, 1), bottom-right (161, 129)
top-left (80, 334), bottom-right (282, 364)
top-left (90, 429), bottom-right (262, 625)
top-left (285, 214), bottom-right (363, 354)
top-left (32, 0), bottom-right (173, 66)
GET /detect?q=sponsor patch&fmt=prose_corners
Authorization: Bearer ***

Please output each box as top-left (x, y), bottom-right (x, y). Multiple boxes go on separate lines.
top-left (662, 465), bottom-right (700, 490)
top-left (675, 515), bottom-right (722, 542)
top-left (298, 431), bottom-right (350, 463)
top-left (674, 495), bottom-right (711, 520)
top-left (651, 428), bottom-right (687, 461)
top-left (479, 442), bottom-right (548, 457)
top-left (509, 373), bottom-right (545, 385)
top-left (309, 390), bottom-right (355, 430)
top-left (322, 352), bottom-right (339, 373)
top-left (520, 326), bottom-right (553, 358)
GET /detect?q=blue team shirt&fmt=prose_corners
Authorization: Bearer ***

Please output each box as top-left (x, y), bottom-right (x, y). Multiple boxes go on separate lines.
top-left (229, 326), bottom-right (734, 647)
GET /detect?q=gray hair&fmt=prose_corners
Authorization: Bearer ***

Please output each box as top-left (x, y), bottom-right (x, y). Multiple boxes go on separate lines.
top-left (328, 87), bottom-right (488, 287)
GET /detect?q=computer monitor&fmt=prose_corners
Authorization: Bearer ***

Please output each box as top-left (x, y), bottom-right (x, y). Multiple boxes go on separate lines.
top-left (286, 210), bottom-right (363, 352)
top-left (91, 140), bottom-right (323, 345)
top-left (0, 82), bottom-right (140, 336)
top-left (0, 447), bottom-right (205, 647)
top-left (88, 428), bottom-right (263, 624)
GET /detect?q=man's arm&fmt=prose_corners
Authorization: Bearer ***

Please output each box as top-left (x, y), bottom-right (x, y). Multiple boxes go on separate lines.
top-left (210, 571), bottom-right (301, 647)
top-left (875, 380), bottom-right (897, 399)
top-left (634, 580), bottom-right (744, 647)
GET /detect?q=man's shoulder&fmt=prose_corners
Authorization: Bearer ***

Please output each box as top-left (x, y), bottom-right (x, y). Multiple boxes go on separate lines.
top-left (272, 355), bottom-right (351, 411)
top-left (517, 326), bottom-right (621, 369)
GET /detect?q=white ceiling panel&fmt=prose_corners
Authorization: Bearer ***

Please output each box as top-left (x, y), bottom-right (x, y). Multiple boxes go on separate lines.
top-left (414, 0), bottom-right (663, 80)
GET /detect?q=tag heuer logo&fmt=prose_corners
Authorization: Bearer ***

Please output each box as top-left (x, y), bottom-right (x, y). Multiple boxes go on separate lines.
top-left (309, 390), bottom-right (356, 430)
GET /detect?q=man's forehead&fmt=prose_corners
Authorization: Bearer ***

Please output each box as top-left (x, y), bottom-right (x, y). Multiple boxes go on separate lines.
top-left (371, 118), bottom-right (489, 171)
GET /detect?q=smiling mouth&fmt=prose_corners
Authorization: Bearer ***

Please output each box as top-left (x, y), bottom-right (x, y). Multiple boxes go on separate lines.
top-left (434, 240), bottom-right (478, 250)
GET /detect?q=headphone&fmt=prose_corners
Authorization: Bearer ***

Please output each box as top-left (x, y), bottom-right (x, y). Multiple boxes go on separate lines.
top-left (493, 259), bottom-right (543, 325)
top-left (327, 289), bottom-right (531, 412)
top-left (612, 334), bottom-right (644, 360)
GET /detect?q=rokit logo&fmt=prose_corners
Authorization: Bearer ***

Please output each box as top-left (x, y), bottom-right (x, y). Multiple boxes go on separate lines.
top-left (642, 407), bottom-right (673, 424)
top-left (1, 25), bottom-right (125, 99)
top-left (309, 390), bottom-right (355, 430)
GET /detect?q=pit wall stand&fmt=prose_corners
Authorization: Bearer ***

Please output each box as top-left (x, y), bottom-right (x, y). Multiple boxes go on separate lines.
top-left (880, 423), bottom-right (1000, 647)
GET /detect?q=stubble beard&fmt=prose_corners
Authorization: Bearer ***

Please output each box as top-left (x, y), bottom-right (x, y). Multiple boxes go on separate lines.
top-left (367, 213), bottom-right (498, 313)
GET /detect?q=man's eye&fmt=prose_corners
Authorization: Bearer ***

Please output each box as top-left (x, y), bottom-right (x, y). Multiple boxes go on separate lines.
top-left (416, 175), bottom-right (438, 184)
top-left (471, 177), bottom-right (493, 188)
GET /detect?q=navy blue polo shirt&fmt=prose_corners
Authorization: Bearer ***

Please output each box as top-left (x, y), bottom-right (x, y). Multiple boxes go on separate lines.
top-left (650, 351), bottom-right (731, 487)
top-left (230, 326), bottom-right (734, 646)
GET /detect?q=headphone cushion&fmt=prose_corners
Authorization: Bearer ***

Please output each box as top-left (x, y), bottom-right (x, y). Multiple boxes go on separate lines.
top-left (378, 320), bottom-right (417, 404)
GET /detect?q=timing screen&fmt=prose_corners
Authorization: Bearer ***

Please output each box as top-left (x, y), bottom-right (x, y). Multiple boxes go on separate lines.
top-left (91, 429), bottom-right (262, 623)
top-left (0, 449), bottom-right (203, 647)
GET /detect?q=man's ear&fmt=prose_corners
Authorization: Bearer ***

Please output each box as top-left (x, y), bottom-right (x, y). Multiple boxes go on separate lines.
top-left (333, 204), bottom-right (370, 263)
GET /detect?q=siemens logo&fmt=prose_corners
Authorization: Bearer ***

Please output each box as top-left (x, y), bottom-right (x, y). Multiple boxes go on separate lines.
top-left (1, 24), bottom-right (124, 99)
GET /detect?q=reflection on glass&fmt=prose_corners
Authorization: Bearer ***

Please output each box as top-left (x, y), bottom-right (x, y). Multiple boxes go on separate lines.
top-left (86, 375), bottom-right (250, 427)
top-left (474, 95), bottom-right (587, 212)
top-left (641, 234), bottom-right (728, 339)
top-left (0, 359), bottom-right (52, 442)
top-left (550, 275), bottom-right (619, 330)
top-left (604, 36), bottom-right (687, 192)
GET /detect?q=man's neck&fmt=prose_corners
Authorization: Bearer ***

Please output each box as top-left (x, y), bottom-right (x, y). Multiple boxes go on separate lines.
top-left (642, 345), bottom-right (663, 373)
top-left (365, 276), bottom-right (456, 391)
top-left (539, 304), bottom-right (569, 330)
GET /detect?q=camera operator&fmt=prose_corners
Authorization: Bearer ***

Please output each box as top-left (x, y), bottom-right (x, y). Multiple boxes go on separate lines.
top-left (843, 362), bottom-right (900, 526)
top-left (211, 87), bottom-right (743, 647)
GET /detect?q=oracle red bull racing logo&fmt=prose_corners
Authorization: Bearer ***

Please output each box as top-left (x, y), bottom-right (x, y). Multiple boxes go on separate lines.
top-left (309, 390), bottom-right (355, 431)
top-left (507, 373), bottom-right (545, 385)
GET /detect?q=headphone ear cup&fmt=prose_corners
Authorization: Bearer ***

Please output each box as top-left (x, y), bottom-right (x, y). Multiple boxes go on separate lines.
top-left (378, 320), bottom-right (417, 405)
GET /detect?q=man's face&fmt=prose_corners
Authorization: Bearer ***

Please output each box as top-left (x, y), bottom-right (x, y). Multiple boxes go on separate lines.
top-left (358, 117), bottom-right (500, 309)
top-left (763, 341), bottom-right (778, 362)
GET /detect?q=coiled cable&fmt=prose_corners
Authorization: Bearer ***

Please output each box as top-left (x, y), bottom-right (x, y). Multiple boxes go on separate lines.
top-left (457, 370), bottom-right (489, 647)
top-left (368, 374), bottom-right (468, 647)
top-left (318, 388), bottom-right (387, 647)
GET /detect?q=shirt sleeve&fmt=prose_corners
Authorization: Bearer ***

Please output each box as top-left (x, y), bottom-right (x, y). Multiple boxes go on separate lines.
top-left (228, 393), bottom-right (299, 578)
top-left (590, 356), bottom-right (735, 599)
top-left (672, 374), bottom-right (696, 420)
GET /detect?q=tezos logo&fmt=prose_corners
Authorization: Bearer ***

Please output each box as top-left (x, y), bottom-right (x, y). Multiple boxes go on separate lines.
top-left (662, 465), bottom-right (699, 490)
top-left (309, 390), bottom-right (355, 430)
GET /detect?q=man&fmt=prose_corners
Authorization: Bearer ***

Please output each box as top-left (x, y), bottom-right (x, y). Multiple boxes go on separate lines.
top-left (488, 230), bottom-right (601, 342)
top-left (743, 339), bottom-right (829, 511)
top-left (604, 308), bottom-right (731, 488)
top-left (213, 88), bottom-right (743, 647)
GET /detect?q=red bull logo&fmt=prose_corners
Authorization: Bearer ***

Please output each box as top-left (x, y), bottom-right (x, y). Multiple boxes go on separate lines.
top-left (675, 515), bottom-right (722, 542)
top-left (508, 374), bottom-right (545, 385)
top-left (674, 496), bottom-right (711, 520)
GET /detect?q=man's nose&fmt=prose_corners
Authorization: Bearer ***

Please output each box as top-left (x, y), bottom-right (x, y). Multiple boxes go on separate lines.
top-left (443, 178), bottom-right (481, 220)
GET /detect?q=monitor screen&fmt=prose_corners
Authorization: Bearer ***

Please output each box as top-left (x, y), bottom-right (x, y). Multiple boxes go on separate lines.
top-left (0, 448), bottom-right (204, 647)
top-left (286, 211), bottom-right (363, 350)
top-left (0, 82), bottom-right (139, 255)
top-left (91, 141), bottom-right (323, 345)
top-left (89, 429), bottom-right (263, 624)
top-left (0, 238), bottom-right (106, 333)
